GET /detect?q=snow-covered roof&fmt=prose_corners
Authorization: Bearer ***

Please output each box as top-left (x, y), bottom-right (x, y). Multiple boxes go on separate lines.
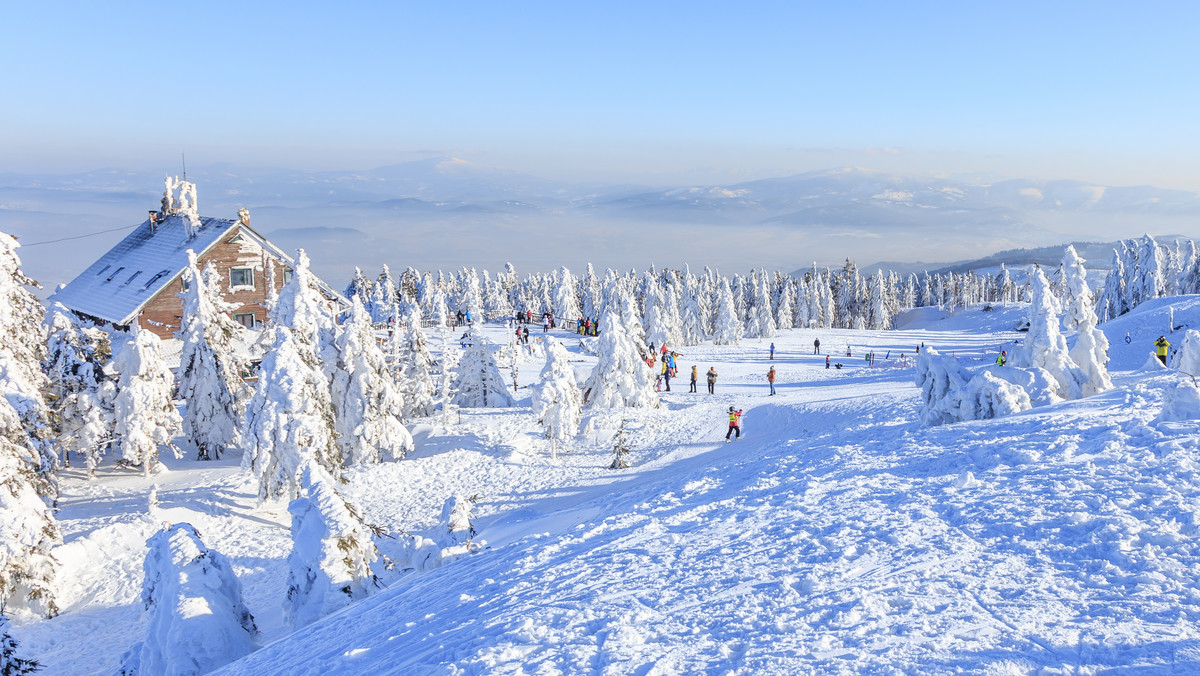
top-left (51, 214), bottom-right (241, 325)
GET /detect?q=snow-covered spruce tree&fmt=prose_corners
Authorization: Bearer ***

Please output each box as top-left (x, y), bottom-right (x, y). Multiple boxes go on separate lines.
top-left (553, 266), bottom-right (581, 323)
top-left (0, 232), bottom-right (54, 498)
top-left (118, 523), bottom-right (258, 675)
top-left (642, 284), bottom-right (673, 349)
top-left (744, 273), bottom-right (776, 339)
top-left (393, 305), bottom-right (436, 419)
top-left (178, 253), bottom-right (247, 461)
top-left (43, 304), bottom-right (116, 473)
top-left (1011, 267), bottom-right (1088, 400)
top-left (285, 463), bottom-right (379, 628)
top-left (242, 327), bottom-right (341, 503)
top-left (531, 339), bottom-right (582, 459)
top-left (712, 278), bottom-right (744, 345)
top-left (270, 249), bottom-right (339, 383)
top-left (775, 279), bottom-right (795, 331)
top-left (333, 298), bottom-right (412, 464)
top-left (583, 307), bottom-right (659, 409)
top-left (680, 291), bottom-right (707, 346)
top-left (113, 326), bottom-right (182, 476)
top-left (1062, 246), bottom-right (1113, 396)
top-left (0, 394), bottom-right (59, 618)
top-left (451, 330), bottom-right (515, 408)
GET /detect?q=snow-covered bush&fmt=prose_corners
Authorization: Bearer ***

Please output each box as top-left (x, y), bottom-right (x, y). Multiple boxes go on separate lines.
top-left (0, 396), bottom-right (59, 618)
top-left (285, 464), bottom-right (379, 627)
top-left (531, 340), bottom-right (582, 459)
top-left (916, 348), bottom-right (1030, 425)
top-left (118, 523), bottom-right (258, 675)
top-left (451, 330), bottom-right (515, 408)
top-left (113, 327), bottom-right (182, 476)
top-left (177, 253), bottom-right (247, 461)
top-left (333, 298), bottom-right (412, 464)
top-left (242, 327), bottom-right (342, 503)
top-left (440, 495), bottom-right (478, 549)
top-left (1155, 381), bottom-right (1200, 423)
top-left (983, 365), bottom-right (1061, 408)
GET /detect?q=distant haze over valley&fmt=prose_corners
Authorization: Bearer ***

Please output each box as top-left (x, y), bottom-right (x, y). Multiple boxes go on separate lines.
top-left (3, 159), bottom-right (1198, 294)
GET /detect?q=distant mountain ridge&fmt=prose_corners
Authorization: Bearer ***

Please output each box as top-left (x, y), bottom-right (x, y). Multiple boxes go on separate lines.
top-left (4, 160), bottom-right (1199, 292)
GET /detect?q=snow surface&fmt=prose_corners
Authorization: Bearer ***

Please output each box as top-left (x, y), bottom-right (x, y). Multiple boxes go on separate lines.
top-left (16, 301), bottom-right (1200, 674)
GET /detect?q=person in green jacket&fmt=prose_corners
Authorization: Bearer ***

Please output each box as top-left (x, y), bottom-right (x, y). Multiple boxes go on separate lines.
top-left (996, 350), bottom-right (1007, 366)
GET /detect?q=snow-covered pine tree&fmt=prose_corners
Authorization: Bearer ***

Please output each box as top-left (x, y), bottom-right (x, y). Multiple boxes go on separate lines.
top-left (118, 523), bottom-right (258, 675)
top-left (775, 278), bottom-right (794, 331)
top-left (333, 298), bottom-right (412, 464)
top-left (1130, 234), bottom-right (1167, 308)
top-left (113, 327), bottom-right (182, 476)
top-left (440, 495), bottom-right (478, 549)
top-left (0, 614), bottom-right (38, 675)
top-left (1062, 246), bottom-right (1113, 396)
top-left (43, 304), bottom-right (116, 473)
top-left (371, 265), bottom-right (398, 321)
top-left (745, 272), bottom-right (777, 339)
top-left (285, 463), bottom-right (379, 628)
top-left (451, 330), bottom-right (515, 407)
top-left (680, 291), bottom-right (707, 346)
top-left (242, 327), bottom-right (342, 503)
top-left (583, 305), bottom-right (659, 409)
top-left (642, 283), bottom-right (672, 349)
top-left (1011, 267), bottom-right (1088, 400)
top-left (712, 278), bottom-right (743, 345)
top-left (270, 249), bottom-right (339, 382)
top-left (531, 339), bottom-right (582, 459)
top-left (553, 266), bottom-right (581, 324)
top-left (0, 393), bottom-right (59, 617)
top-left (178, 253), bottom-right (247, 461)
top-left (867, 270), bottom-right (892, 330)
top-left (343, 267), bottom-right (374, 306)
top-left (0, 232), bottom-right (54, 498)
top-left (393, 305), bottom-right (436, 419)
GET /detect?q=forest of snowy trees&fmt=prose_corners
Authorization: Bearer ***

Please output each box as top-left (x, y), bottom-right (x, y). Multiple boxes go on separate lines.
top-left (0, 226), bottom-right (1197, 671)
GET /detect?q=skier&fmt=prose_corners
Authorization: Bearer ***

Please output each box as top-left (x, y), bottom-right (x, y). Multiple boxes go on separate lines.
top-left (769, 343), bottom-right (775, 360)
top-left (996, 350), bottom-right (1007, 366)
top-left (1156, 336), bottom-right (1170, 365)
top-left (706, 367), bottom-right (717, 394)
top-left (813, 338), bottom-right (820, 355)
top-left (767, 366), bottom-right (776, 395)
top-left (522, 326), bottom-right (530, 345)
top-left (661, 358), bottom-right (671, 392)
top-left (725, 406), bottom-right (743, 441)
top-left (690, 365), bottom-right (698, 393)
top-left (825, 354), bottom-right (830, 369)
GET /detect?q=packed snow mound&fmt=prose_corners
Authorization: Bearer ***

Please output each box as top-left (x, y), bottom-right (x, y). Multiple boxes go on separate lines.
top-left (1155, 380), bottom-right (1200, 423)
top-left (1101, 295), bottom-right (1200, 371)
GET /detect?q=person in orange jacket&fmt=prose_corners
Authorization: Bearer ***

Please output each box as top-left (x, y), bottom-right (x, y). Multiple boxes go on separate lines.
top-left (767, 365), bottom-right (776, 396)
top-left (725, 406), bottom-right (743, 441)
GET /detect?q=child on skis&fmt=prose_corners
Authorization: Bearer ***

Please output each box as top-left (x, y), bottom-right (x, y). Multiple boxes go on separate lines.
top-left (725, 406), bottom-right (743, 441)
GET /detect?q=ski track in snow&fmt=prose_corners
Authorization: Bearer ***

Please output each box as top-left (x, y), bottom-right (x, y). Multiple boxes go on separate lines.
top-left (15, 304), bottom-right (1200, 674)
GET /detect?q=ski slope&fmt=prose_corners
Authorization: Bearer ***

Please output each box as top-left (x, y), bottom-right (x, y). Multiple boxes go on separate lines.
top-left (16, 301), bottom-right (1200, 674)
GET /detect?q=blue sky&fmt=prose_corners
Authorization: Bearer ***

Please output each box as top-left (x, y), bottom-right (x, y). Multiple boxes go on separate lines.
top-left (3, 1), bottom-right (1198, 188)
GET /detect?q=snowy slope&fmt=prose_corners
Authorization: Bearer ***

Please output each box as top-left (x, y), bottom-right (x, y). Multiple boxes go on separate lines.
top-left (15, 304), bottom-right (1200, 674)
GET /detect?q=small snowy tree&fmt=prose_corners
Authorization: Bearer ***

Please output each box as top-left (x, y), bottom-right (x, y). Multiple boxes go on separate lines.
top-left (285, 463), bottom-right (379, 628)
top-left (113, 327), bottom-right (182, 476)
top-left (242, 327), bottom-right (341, 503)
top-left (1011, 267), bottom-right (1088, 400)
top-left (333, 298), bottom-right (413, 464)
top-left (451, 330), bottom-right (515, 408)
top-left (530, 340), bottom-right (582, 459)
top-left (43, 304), bottom-right (116, 473)
top-left (118, 523), bottom-right (258, 675)
top-left (177, 253), bottom-right (247, 460)
top-left (1062, 246), bottom-right (1113, 396)
top-left (0, 616), bottom-right (38, 674)
top-left (440, 495), bottom-right (478, 549)
top-left (392, 305), bottom-right (436, 419)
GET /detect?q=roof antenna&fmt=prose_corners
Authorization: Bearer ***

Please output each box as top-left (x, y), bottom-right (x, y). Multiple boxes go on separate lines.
top-left (181, 152), bottom-right (187, 182)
